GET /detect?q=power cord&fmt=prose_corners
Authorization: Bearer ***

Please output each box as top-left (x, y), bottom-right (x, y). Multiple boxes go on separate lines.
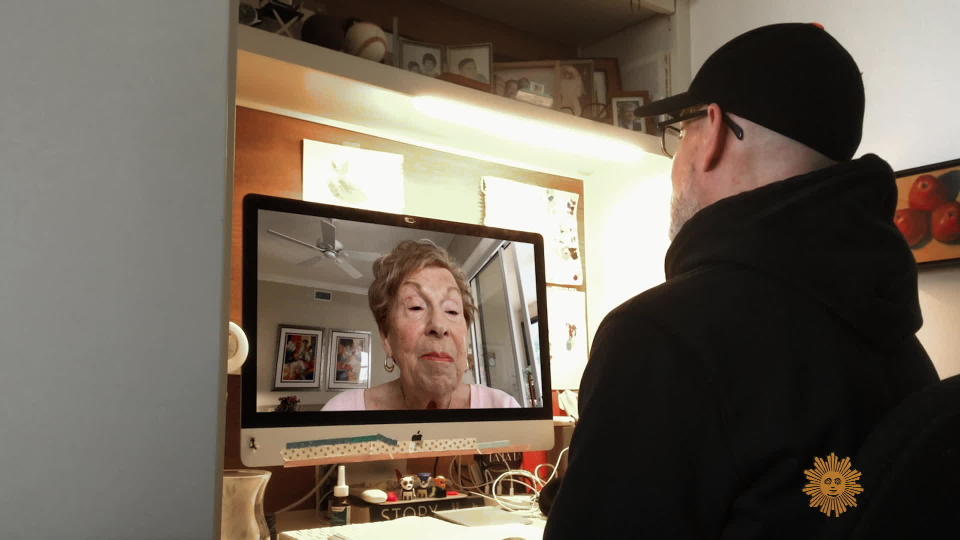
top-left (447, 447), bottom-right (569, 515)
top-left (275, 464), bottom-right (336, 513)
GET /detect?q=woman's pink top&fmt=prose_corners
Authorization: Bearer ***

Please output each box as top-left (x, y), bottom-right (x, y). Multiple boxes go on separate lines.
top-left (321, 384), bottom-right (521, 411)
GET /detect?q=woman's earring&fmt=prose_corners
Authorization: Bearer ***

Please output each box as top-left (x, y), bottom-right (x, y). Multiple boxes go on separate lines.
top-left (384, 356), bottom-right (395, 373)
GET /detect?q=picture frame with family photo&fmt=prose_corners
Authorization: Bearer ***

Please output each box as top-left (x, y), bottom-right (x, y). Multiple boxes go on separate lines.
top-left (399, 38), bottom-right (443, 77)
top-left (443, 43), bottom-right (492, 85)
top-left (493, 60), bottom-right (595, 118)
top-left (611, 91), bottom-right (653, 134)
top-left (493, 60), bottom-right (559, 108)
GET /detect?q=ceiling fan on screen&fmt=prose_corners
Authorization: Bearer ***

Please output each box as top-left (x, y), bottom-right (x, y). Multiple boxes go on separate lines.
top-left (267, 218), bottom-right (381, 279)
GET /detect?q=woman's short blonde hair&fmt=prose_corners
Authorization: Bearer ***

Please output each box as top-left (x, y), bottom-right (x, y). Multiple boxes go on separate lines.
top-left (368, 240), bottom-right (477, 336)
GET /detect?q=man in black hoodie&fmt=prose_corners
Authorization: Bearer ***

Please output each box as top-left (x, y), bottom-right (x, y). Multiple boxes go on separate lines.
top-left (543, 23), bottom-right (938, 539)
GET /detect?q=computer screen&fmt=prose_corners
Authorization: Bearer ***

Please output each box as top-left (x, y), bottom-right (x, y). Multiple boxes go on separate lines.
top-left (240, 194), bottom-right (553, 466)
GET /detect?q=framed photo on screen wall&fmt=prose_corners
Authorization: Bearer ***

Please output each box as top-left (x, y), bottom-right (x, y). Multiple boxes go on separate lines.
top-left (326, 330), bottom-right (373, 390)
top-left (274, 325), bottom-right (323, 389)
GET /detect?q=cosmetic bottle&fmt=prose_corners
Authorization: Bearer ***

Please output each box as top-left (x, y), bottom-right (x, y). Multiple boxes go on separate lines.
top-left (328, 465), bottom-right (351, 526)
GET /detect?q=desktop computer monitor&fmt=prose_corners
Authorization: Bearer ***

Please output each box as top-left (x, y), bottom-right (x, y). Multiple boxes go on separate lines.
top-left (240, 194), bottom-right (553, 467)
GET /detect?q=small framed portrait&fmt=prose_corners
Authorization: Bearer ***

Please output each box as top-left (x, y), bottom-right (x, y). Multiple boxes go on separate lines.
top-left (894, 157), bottom-right (960, 267)
top-left (611, 91), bottom-right (652, 134)
top-left (399, 38), bottom-right (443, 77)
top-left (444, 43), bottom-right (493, 84)
top-left (326, 330), bottom-right (373, 390)
top-left (274, 325), bottom-right (323, 389)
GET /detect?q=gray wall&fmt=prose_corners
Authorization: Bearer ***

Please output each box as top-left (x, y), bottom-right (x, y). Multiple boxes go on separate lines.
top-left (0, 2), bottom-right (234, 539)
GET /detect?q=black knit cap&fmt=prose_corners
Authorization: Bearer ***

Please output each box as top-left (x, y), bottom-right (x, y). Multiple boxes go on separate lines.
top-left (635, 23), bottom-right (864, 161)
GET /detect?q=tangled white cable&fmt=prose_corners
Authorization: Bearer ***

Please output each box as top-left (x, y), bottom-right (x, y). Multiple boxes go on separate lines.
top-left (447, 447), bottom-right (569, 514)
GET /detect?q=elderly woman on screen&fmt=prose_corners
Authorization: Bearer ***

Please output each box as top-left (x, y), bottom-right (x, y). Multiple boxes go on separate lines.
top-left (322, 240), bottom-right (520, 410)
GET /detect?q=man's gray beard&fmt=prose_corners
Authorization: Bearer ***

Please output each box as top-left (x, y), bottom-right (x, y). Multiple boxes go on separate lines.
top-left (669, 187), bottom-right (701, 241)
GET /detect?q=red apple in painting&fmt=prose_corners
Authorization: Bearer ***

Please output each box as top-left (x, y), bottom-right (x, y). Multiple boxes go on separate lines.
top-left (894, 208), bottom-right (930, 247)
top-left (931, 201), bottom-right (960, 243)
top-left (909, 174), bottom-right (950, 211)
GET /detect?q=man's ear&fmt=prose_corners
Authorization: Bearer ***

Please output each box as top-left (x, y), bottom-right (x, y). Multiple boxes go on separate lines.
top-left (699, 103), bottom-right (727, 172)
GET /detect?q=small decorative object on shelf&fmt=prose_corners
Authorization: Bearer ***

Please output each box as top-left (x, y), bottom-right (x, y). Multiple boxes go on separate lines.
top-left (274, 395), bottom-right (300, 412)
top-left (431, 475), bottom-right (448, 498)
top-left (343, 20), bottom-right (388, 62)
top-left (238, 2), bottom-right (261, 26)
top-left (414, 472), bottom-right (432, 498)
top-left (256, 0), bottom-right (305, 37)
top-left (398, 474), bottom-right (416, 501)
top-left (299, 13), bottom-right (346, 51)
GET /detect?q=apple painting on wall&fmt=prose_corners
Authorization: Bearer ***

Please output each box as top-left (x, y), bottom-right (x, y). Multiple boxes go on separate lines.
top-left (894, 158), bottom-right (960, 266)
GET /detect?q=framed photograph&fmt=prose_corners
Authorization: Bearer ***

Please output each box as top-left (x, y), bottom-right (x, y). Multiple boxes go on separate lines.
top-left (493, 60), bottom-right (560, 107)
top-left (273, 325), bottom-right (323, 389)
top-left (399, 38), bottom-right (443, 77)
top-left (894, 158), bottom-right (960, 267)
top-left (556, 60), bottom-right (594, 118)
top-left (326, 330), bottom-right (373, 390)
top-left (444, 43), bottom-right (492, 85)
top-left (611, 91), bottom-right (653, 135)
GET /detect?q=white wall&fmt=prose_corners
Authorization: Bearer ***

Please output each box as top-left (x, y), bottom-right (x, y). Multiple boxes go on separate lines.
top-left (0, 2), bottom-right (234, 539)
top-left (688, 0), bottom-right (960, 378)
top-left (583, 16), bottom-right (674, 99)
top-left (582, 0), bottom-right (692, 101)
top-left (583, 152), bottom-right (674, 352)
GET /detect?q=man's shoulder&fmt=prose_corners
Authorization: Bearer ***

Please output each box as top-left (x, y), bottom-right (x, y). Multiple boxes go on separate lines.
top-left (604, 263), bottom-right (756, 325)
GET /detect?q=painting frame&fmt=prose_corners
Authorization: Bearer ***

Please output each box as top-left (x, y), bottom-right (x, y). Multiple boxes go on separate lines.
top-left (399, 38), bottom-right (443, 77)
top-left (326, 329), bottom-right (374, 390)
top-left (611, 91), bottom-right (653, 135)
top-left (443, 43), bottom-right (493, 87)
top-left (894, 157), bottom-right (960, 268)
top-left (273, 325), bottom-right (324, 390)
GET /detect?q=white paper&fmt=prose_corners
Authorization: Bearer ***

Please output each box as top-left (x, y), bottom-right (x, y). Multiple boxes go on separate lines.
top-left (546, 286), bottom-right (588, 389)
top-left (302, 139), bottom-right (405, 213)
top-left (481, 176), bottom-right (582, 285)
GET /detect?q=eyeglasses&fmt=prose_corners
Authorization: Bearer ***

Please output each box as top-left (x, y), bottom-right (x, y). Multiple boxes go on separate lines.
top-left (658, 109), bottom-right (745, 158)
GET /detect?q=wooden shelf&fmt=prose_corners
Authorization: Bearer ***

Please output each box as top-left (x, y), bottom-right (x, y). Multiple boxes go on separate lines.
top-left (236, 25), bottom-right (661, 179)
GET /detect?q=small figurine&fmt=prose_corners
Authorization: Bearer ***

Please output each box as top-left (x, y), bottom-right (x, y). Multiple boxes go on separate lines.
top-left (414, 472), bottom-right (432, 499)
top-left (399, 475), bottom-right (416, 501)
top-left (431, 475), bottom-right (448, 498)
top-left (411, 430), bottom-right (424, 449)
